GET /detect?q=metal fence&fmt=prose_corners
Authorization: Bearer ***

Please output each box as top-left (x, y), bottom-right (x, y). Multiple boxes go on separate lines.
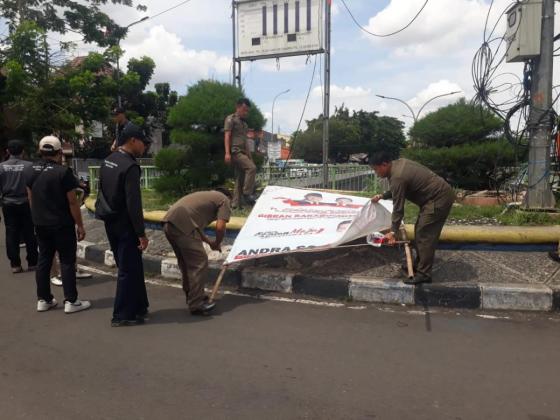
top-left (88, 163), bottom-right (385, 195)
top-left (89, 165), bottom-right (162, 194)
top-left (257, 164), bottom-right (386, 193)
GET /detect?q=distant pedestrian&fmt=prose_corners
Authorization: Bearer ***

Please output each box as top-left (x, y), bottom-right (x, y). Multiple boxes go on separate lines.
top-left (110, 107), bottom-right (131, 151)
top-left (98, 123), bottom-right (150, 327)
top-left (163, 189), bottom-right (232, 315)
top-left (25, 136), bottom-right (90, 313)
top-left (370, 152), bottom-right (455, 285)
top-left (224, 98), bottom-right (256, 207)
top-left (0, 139), bottom-right (38, 273)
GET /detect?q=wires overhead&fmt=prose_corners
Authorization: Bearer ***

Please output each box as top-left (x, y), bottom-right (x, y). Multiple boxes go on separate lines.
top-left (150, 0), bottom-right (194, 21)
top-left (283, 55), bottom-right (318, 168)
top-left (339, 0), bottom-right (429, 38)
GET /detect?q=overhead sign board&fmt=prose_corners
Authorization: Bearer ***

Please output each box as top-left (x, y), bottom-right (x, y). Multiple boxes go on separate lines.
top-left (236, 0), bottom-right (324, 60)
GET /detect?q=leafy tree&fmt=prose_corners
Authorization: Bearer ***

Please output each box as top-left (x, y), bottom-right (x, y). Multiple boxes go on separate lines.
top-left (292, 106), bottom-right (405, 162)
top-left (409, 98), bottom-right (503, 147)
top-left (156, 80), bottom-right (265, 193)
top-left (0, 0), bottom-right (146, 47)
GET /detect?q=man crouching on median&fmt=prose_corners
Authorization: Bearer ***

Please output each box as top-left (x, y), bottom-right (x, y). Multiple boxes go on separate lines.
top-left (369, 151), bottom-right (455, 285)
top-left (163, 188), bottom-right (232, 315)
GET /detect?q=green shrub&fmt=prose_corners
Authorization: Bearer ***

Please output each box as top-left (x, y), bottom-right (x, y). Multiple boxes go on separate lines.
top-left (402, 139), bottom-right (518, 190)
top-left (153, 175), bottom-right (190, 196)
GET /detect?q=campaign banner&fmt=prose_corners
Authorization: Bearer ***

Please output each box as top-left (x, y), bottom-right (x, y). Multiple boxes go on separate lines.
top-left (225, 186), bottom-right (393, 265)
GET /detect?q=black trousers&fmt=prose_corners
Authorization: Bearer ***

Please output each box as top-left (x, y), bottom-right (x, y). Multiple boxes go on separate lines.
top-left (105, 222), bottom-right (149, 321)
top-left (2, 203), bottom-right (38, 268)
top-left (35, 225), bottom-right (77, 303)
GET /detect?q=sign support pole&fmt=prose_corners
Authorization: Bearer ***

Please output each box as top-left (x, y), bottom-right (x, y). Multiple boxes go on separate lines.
top-left (322, 0), bottom-right (331, 188)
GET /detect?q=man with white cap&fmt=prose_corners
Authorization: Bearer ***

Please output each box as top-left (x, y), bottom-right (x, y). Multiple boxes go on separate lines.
top-left (24, 136), bottom-right (91, 313)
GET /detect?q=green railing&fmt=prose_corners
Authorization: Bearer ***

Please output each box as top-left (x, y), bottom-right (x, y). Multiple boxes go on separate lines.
top-left (89, 165), bottom-right (162, 194)
top-left (88, 163), bottom-right (383, 195)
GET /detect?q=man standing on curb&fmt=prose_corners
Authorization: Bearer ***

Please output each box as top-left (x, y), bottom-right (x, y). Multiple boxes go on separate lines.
top-left (163, 188), bottom-right (232, 315)
top-left (224, 98), bottom-right (256, 207)
top-left (98, 124), bottom-right (150, 327)
top-left (370, 151), bottom-right (455, 285)
top-left (25, 136), bottom-right (90, 313)
top-left (0, 139), bottom-right (38, 273)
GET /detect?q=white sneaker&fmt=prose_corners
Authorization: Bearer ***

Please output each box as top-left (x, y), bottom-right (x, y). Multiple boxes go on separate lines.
top-left (76, 270), bottom-right (92, 279)
top-left (64, 299), bottom-right (91, 314)
top-left (50, 276), bottom-right (63, 286)
top-left (37, 298), bottom-right (58, 312)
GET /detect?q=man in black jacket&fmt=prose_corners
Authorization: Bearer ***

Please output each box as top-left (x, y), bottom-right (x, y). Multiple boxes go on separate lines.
top-left (0, 139), bottom-right (38, 273)
top-left (99, 124), bottom-right (150, 327)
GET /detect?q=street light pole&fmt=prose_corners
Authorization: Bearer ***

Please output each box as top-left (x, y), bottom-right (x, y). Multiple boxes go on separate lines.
top-left (376, 91), bottom-right (461, 123)
top-left (271, 89), bottom-right (290, 141)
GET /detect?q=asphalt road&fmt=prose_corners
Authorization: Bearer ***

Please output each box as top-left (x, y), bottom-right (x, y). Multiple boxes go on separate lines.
top-left (1, 233), bottom-right (560, 420)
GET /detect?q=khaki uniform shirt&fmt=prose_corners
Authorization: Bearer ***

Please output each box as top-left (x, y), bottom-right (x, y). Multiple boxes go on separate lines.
top-left (163, 191), bottom-right (231, 236)
top-left (224, 113), bottom-right (248, 152)
top-left (382, 158), bottom-right (453, 233)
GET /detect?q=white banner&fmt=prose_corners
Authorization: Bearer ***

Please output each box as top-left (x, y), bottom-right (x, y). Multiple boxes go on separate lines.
top-left (225, 186), bottom-right (393, 265)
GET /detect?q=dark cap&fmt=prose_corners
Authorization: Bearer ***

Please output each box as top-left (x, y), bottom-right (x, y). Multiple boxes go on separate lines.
top-left (120, 123), bottom-right (150, 144)
top-left (111, 107), bottom-right (125, 116)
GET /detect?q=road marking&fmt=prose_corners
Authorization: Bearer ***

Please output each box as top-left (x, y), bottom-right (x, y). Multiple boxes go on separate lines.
top-left (476, 314), bottom-right (511, 320)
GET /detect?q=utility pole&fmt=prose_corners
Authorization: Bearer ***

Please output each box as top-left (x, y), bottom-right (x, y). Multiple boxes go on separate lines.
top-left (526, 0), bottom-right (556, 208)
top-left (322, 0), bottom-right (331, 188)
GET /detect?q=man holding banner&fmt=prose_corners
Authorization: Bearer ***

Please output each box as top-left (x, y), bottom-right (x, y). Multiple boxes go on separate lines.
top-left (370, 152), bottom-right (455, 285)
top-left (163, 189), bottom-right (232, 315)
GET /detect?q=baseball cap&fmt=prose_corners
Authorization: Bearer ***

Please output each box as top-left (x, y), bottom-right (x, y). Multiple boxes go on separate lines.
top-left (39, 136), bottom-right (62, 152)
top-left (111, 106), bottom-right (125, 116)
top-left (120, 124), bottom-right (150, 144)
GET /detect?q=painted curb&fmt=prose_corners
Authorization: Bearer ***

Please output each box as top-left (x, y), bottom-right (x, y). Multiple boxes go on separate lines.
top-left (78, 244), bottom-right (560, 312)
top-left (481, 284), bottom-right (553, 311)
top-left (349, 277), bottom-right (414, 305)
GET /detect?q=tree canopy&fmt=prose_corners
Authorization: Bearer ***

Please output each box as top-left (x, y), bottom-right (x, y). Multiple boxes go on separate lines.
top-left (292, 106), bottom-right (405, 163)
top-left (409, 98), bottom-right (503, 148)
top-left (0, 0), bottom-right (146, 47)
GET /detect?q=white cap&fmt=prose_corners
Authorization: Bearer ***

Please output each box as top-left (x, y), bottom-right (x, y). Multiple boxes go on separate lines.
top-left (39, 136), bottom-right (62, 152)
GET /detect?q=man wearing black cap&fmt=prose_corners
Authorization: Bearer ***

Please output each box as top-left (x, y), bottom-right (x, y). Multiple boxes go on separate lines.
top-left (98, 123), bottom-right (151, 327)
top-left (0, 139), bottom-right (38, 273)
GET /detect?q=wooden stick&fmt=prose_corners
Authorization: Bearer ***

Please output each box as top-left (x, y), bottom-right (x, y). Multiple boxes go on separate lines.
top-left (209, 266), bottom-right (227, 303)
top-left (404, 243), bottom-right (414, 279)
top-left (399, 226), bottom-right (414, 279)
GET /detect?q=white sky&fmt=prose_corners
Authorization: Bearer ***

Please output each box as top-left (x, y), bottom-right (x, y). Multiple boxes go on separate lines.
top-left (7, 0), bottom-right (560, 134)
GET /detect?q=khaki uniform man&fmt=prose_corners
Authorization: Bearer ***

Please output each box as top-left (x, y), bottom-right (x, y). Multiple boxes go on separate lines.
top-left (163, 189), bottom-right (232, 315)
top-left (370, 152), bottom-right (455, 285)
top-left (224, 98), bottom-right (256, 207)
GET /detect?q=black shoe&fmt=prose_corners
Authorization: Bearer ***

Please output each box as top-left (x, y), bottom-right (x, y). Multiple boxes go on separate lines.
top-left (243, 194), bottom-right (256, 205)
top-left (190, 301), bottom-right (216, 316)
top-left (404, 273), bottom-right (432, 285)
top-left (548, 251), bottom-right (560, 263)
top-left (111, 317), bottom-right (145, 327)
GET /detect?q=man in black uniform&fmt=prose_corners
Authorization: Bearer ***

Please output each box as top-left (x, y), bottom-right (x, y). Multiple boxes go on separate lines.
top-left (25, 136), bottom-right (90, 313)
top-left (0, 139), bottom-right (38, 273)
top-left (98, 124), bottom-right (150, 327)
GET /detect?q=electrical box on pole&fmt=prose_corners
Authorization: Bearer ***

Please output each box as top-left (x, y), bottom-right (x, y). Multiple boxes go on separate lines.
top-left (505, 0), bottom-right (542, 63)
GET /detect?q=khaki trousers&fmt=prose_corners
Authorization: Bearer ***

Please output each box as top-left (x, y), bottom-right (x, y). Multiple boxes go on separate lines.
top-left (413, 190), bottom-right (455, 276)
top-left (232, 152), bottom-right (256, 207)
top-left (163, 223), bottom-right (208, 309)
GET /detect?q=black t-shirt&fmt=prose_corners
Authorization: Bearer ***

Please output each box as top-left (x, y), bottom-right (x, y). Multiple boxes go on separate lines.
top-left (24, 160), bottom-right (79, 227)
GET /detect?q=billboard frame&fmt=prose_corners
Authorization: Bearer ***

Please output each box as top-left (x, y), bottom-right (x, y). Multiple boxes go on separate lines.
top-left (232, 0), bottom-right (331, 188)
